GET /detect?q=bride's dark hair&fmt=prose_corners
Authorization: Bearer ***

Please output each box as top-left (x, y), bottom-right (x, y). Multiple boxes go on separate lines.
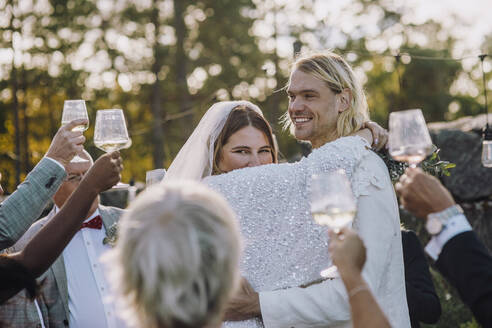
top-left (212, 105), bottom-right (278, 175)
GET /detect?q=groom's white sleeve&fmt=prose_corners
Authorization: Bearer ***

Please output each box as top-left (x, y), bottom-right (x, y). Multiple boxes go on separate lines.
top-left (259, 153), bottom-right (404, 327)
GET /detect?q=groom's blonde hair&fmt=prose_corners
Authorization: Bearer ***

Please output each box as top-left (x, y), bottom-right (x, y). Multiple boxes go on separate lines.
top-left (283, 51), bottom-right (369, 138)
top-left (106, 181), bottom-right (241, 328)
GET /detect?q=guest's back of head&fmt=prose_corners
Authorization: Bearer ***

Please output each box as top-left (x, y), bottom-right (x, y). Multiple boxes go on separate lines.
top-left (106, 181), bottom-right (241, 328)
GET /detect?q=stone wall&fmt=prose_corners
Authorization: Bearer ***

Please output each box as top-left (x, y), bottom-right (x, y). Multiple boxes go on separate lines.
top-left (421, 114), bottom-right (492, 251)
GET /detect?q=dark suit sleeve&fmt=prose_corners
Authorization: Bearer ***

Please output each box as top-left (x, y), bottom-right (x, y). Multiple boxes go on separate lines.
top-left (402, 230), bottom-right (441, 327)
top-left (436, 231), bottom-right (492, 328)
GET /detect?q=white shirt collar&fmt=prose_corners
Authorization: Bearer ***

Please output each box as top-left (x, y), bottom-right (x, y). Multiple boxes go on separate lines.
top-left (54, 205), bottom-right (100, 223)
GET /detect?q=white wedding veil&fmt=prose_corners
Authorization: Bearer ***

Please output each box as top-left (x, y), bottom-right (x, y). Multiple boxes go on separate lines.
top-left (163, 100), bottom-right (264, 182)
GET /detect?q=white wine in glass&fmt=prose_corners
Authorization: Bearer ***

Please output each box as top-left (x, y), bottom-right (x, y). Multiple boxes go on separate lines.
top-left (94, 109), bottom-right (132, 188)
top-left (388, 109), bottom-right (433, 168)
top-left (61, 100), bottom-right (89, 162)
top-left (310, 170), bottom-right (357, 278)
top-left (95, 140), bottom-right (129, 153)
top-left (312, 209), bottom-right (356, 230)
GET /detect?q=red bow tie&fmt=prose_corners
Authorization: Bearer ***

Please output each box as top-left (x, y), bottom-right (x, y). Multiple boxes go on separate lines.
top-left (80, 215), bottom-right (102, 230)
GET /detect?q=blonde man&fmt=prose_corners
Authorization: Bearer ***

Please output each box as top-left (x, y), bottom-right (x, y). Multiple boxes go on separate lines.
top-left (205, 50), bottom-right (410, 327)
top-left (106, 181), bottom-right (241, 328)
top-left (284, 51), bottom-right (370, 145)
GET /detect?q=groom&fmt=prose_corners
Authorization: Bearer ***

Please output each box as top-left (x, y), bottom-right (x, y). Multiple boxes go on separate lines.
top-left (206, 51), bottom-right (410, 327)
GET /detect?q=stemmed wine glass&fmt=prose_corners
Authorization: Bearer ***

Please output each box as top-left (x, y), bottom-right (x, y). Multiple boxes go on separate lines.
top-left (310, 170), bottom-right (357, 278)
top-left (94, 109), bottom-right (132, 188)
top-left (388, 109), bottom-right (433, 168)
top-left (61, 100), bottom-right (89, 163)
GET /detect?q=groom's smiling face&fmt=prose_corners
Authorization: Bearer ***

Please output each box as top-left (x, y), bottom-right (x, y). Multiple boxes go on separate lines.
top-left (287, 69), bottom-right (348, 149)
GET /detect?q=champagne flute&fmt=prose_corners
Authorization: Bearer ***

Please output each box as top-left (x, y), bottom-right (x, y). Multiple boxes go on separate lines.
top-left (388, 109), bottom-right (433, 168)
top-left (310, 170), bottom-right (357, 278)
top-left (94, 109), bottom-right (131, 188)
top-left (61, 100), bottom-right (89, 163)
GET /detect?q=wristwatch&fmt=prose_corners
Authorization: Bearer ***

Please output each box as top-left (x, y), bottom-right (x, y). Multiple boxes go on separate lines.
top-left (426, 204), bottom-right (463, 235)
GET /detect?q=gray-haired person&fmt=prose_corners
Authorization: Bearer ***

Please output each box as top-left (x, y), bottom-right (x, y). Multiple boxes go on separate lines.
top-left (105, 181), bottom-right (242, 328)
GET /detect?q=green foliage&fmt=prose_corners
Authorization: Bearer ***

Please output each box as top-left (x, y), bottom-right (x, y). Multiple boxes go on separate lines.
top-left (363, 45), bottom-right (463, 126)
top-left (0, 0), bottom-right (489, 196)
top-left (459, 319), bottom-right (480, 328)
top-left (0, 0), bottom-right (269, 190)
top-left (378, 145), bottom-right (455, 183)
top-left (0, 3), bottom-right (487, 325)
top-left (450, 96), bottom-right (485, 120)
top-left (421, 147), bottom-right (456, 177)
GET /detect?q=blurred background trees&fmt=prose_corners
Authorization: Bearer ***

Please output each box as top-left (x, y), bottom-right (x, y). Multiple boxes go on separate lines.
top-left (1, 0), bottom-right (491, 326)
top-left (1, 0), bottom-right (490, 190)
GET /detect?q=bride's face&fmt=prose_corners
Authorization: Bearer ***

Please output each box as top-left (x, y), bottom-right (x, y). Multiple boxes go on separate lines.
top-left (218, 125), bottom-right (274, 173)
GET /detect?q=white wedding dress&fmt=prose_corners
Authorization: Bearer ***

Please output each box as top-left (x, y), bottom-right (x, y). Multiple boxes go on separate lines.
top-left (205, 136), bottom-right (411, 328)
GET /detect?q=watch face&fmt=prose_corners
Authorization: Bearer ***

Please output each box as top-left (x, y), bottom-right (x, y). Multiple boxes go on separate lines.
top-left (426, 218), bottom-right (442, 235)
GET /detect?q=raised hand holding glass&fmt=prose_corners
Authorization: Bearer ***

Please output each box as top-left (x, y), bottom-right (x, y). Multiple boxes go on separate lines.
top-left (94, 109), bottom-right (131, 188)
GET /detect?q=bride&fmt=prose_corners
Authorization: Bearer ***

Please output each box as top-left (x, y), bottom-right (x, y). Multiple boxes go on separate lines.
top-left (163, 95), bottom-right (408, 327)
top-left (164, 100), bottom-right (278, 182)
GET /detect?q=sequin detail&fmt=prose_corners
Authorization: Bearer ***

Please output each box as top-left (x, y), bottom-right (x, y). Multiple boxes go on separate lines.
top-left (206, 136), bottom-right (369, 328)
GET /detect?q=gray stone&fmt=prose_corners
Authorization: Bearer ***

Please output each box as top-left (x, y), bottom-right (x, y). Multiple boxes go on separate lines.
top-left (428, 113), bottom-right (492, 132)
top-left (430, 129), bottom-right (492, 201)
top-left (462, 200), bottom-right (492, 252)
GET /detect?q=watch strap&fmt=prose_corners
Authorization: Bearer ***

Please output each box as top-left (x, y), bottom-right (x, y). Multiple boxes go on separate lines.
top-left (426, 205), bottom-right (463, 235)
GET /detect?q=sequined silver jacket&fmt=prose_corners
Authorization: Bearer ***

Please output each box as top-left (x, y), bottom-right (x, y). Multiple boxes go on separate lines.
top-left (206, 136), bottom-right (410, 328)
